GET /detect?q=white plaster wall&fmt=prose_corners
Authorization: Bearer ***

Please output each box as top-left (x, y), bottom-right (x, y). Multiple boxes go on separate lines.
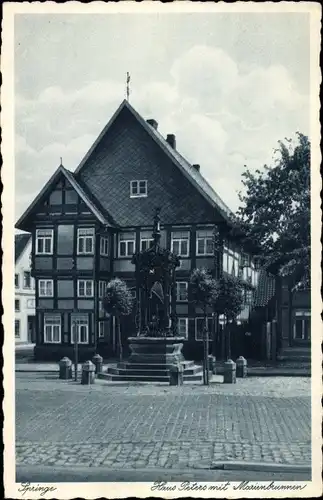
top-left (15, 238), bottom-right (36, 344)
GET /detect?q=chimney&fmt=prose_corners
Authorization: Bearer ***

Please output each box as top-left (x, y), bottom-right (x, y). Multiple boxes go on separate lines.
top-left (166, 134), bottom-right (176, 149)
top-left (192, 164), bottom-right (200, 172)
top-left (147, 119), bottom-right (158, 130)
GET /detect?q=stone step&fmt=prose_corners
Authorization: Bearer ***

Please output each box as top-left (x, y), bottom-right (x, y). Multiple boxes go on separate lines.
top-left (277, 355), bottom-right (311, 362)
top-left (98, 372), bottom-right (203, 382)
top-left (280, 347), bottom-right (311, 355)
top-left (107, 365), bottom-right (203, 377)
top-left (117, 360), bottom-right (195, 370)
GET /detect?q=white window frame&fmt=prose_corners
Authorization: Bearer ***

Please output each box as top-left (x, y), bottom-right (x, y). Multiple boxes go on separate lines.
top-left (100, 236), bottom-right (109, 256)
top-left (77, 227), bottom-right (95, 255)
top-left (71, 314), bottom-right (89, 344)
top-left (118, 232), bottom-right (136, 258)
top-left (177, 318), bottom-right (188, 339)
top-left (39, 279), bottom-right (54, 297)
top-left (98, 281), bottom-right (106, 298)
top-left (195, 316), bottom-right (213, 341)
top-left (15, 273), bottom-right (19, 288)
top-left (140, 238), bottom-right (154, 251)
top-left (176, 282), bottom-right (188, 302)
top-left (196, 231), bottom-right (214, 256)
top-left (171, 231), bottom-right (190, 257)
top-left (130, 180), bottom-right (148, 198)
top-left (44, 314), bottom-right (61, 344)
top-left (98, 321), bottom-right (105, 338)
top-left (15, 319), bottom-right (20, 338)
top-left (36, 228), bottom-right (54, 255)
top-left (77, 280), bottom-right (94, 298)
top-left (15, 299), bottom-right (20, 312)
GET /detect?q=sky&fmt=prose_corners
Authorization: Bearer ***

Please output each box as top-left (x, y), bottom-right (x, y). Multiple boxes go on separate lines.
top-left (15, 12), bottom-right (310, 220)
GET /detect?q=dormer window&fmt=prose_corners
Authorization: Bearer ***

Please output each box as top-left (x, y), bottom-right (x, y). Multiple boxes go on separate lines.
top-left (130, 180), bottom-right (147, 198)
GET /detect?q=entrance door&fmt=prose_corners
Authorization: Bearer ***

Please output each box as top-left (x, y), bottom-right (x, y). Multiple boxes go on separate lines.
top-left (292, 311), bottom-right (311, 345)
top-left (27, 316), bottom-right (36, 343)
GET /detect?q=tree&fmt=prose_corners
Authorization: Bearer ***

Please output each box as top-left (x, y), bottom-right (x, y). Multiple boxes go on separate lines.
top-left (102, 278), bottom-right (134, 361)
top-left (235, 133), bottom-right (310, 290)
top-left (213, 275), bottom-right (244, 360)
top-left (190, 268), bottom-right (219, 385)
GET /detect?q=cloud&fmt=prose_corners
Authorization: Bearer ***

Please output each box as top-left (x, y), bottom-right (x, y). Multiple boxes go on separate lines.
top-left (15, 44), bottom-right (308, 220)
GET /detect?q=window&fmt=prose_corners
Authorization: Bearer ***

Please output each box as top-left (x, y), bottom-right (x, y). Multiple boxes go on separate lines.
top-left (78, 280), bottom-right (94, 297)
top-left (196, 230), bottom-right (214, 256)
top-left (130, 289), bottom-right (137, 299)
top-left (15, 274), bottom-right (19, 288)
top-left (99, 321), bottom-right (105, 338)
top-left (130, 180), bottom-right (147, 198)
top-left (98, 281), bottom-right (106, 298)
top-left (15, 320), bottom-right (20, 338)
top-left (294, 311), bottom-right (311, 341)
top-left (195, 317), bottom-right (213, 341)
top-left (140, 238), bottom-right (154, 251)
top-left (27, 299), bottom-right (35, 309)
top-left (245, 289), bottom-right (253, 305)
top-left (71, 315), bottom-right (89, 344)
top-left (222, 245), bottom-right (229, 273)
top-left (15, 299), bottom-right (20, 312)
top-left (171, 231), bottom-right (190, 257)
top-left (100, 236), bottom-right (109, 256)
top-left (23, 271), bottom-right (31, 289)
top-left (118, 232), bottom-right (135, 257)
top-left (176, 282), bottom-right (188, 302)
top-left (36, 229), bottom-right (53, 254)
top-left (77, 228), bottom-right (94, 254)
top-left (44, 315), bottom-right (61, 343)
top-left (39, 279), bottom-right (53, 297)
top-left (177, 318), bottom-right (188, 338)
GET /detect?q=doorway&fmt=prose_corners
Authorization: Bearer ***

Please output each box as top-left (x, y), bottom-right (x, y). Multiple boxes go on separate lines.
top-left (27, 315), bottom-right (36, 343)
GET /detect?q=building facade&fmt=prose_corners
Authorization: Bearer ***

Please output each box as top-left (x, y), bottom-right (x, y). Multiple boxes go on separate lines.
top-left (15, 235), bottom-right (36, 344)
top-left (16, 100), bottom-right (260, 361)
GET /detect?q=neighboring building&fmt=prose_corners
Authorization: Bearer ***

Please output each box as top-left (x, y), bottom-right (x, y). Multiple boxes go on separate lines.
top-left (248, 271), bottom-right (311, 362)
top-left (15, 99), bottom-right (260, 361)
top-left (15, 234), bottom-right (36, 344)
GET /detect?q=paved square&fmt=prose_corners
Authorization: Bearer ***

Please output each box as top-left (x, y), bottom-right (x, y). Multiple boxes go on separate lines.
top-left (16, 374), bottom-right (311, 470)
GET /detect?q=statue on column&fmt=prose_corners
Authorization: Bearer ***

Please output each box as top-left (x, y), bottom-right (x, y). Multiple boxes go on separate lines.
top-left (132, 207), bottom-right (180, 337)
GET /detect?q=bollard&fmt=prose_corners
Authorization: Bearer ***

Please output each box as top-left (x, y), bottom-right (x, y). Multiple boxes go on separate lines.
top-left (208, 355), bottom-right (216, 375)
top-left (59, 357), bottom-right (72, 380)
top-left (236, 356), bottom-right (248, 378)
top-left (223, 359), bottom-right (236, 384)
top-left (81, 360), bottom-right (96, 385)
top-left (92, 353), bottom-right (103, 374)
top-left (169, 363), bottom-right (184, 386)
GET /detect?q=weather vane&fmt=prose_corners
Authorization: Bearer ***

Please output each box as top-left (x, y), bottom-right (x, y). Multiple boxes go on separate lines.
top-left (126, 72), bottom-right (130, 101)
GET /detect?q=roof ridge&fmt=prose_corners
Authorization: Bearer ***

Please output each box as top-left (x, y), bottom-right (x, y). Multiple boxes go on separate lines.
top-left (73, 100), bottom-right (233, 222)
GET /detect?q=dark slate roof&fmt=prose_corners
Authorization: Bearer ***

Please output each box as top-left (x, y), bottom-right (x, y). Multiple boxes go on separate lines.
top-left (75, 100), bottom-right (233, 223)
top-left (16, 165), bottom-right (115, 231)
top-left (253, 269), bottom-right (276, 307)
top-left (15, 234), bottom-right (31, 263)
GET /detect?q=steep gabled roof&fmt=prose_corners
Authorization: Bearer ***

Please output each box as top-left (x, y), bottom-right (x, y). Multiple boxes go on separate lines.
top-left (15, 165), bottom-right (116, 231)
top-left (15, 234), bottom-right (31, 263)
top-left (75, 100), bottom-right (233, 222)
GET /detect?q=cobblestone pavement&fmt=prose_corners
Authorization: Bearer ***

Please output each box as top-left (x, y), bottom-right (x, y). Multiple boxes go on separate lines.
top-left (16, 374), bottom-right (311, 470)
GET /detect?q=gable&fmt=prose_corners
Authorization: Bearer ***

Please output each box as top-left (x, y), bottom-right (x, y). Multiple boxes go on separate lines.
top-left (15, 234), bottom-right (31, 263)
top-left (15, 166), bottom-right (113, 231)
top-left (77, 106), bottom-right (224, 227)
